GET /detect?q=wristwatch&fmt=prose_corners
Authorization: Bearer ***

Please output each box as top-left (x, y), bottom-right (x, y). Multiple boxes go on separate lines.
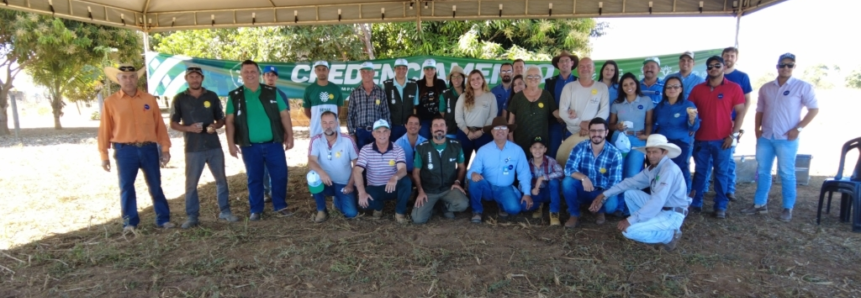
top-left (796, 127), bottom-right (803, 132)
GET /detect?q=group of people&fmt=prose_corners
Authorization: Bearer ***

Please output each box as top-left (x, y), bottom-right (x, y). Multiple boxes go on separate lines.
top-left (96, 47), bottom-right (818, 251)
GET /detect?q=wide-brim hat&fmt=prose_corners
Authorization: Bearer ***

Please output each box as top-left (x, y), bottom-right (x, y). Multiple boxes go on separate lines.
top-left (551, 51), bottom-right (579, 71)
top-left (105, 64), bottom-right (145, 85)
top-left (447, 65), bottom-right (465, 81)
top-left (483, 116), bottom-right (516, 134)
top-left (634, 134), bottom-right (682, 159)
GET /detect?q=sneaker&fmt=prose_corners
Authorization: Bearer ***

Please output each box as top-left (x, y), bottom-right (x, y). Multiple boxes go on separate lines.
top-left (395, 214), bottom-right (408, 224)
top-left (740, 204), bottom-right (768, 215)
top-left (181, 217), bottom-right (199, 229)
top-left (595, 213), bottom-right (606, 225)
top-left (780, 208), bottom-right (793, 222)
top-left (660, 231), bottom-right (682, 252)
top-left (249, 213), bottom-right (262, 221)
top-left (499, 211), bottom-right (509, 218)
top-left (714, 210), bottom-right (726, 219)
top-left (549, 213), bottom-right (561, 226)
top-left (532, 204), bottom-right (543, 219)
top-left (372, 210), bottom-right (383, 220)
top-left (471, 213), bottom-right (483, 223)
top-left (276, 208), bottom-right (295, 217)
top-left (689, 206), bottom-right (702, 213)
top-left (314, 211), bottom-right (328, 223)
top-left (443, 211), bottom-right (455, 219)
top-left (565, 216), bottom-right (579, 229)
top-left (158, 222), bottom-right (176, 229)
top-left (218, 212), bottom-right (239, 222)
top-left (122, 226), bottom-right (137, 235)
top-left (727, 193), bottom-right (737, 202)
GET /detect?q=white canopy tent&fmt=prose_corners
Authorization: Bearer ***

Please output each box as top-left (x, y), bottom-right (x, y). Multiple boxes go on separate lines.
top-left (2, 0), bottom-right (784, 37)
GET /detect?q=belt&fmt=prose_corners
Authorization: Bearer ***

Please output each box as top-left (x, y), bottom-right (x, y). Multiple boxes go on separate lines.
top-left (114, 142), bottom-right (155, 147)
top-left (362, 126), bottom-right (374, 131)
top-left (662, 206), bottom-right (688, 216)
top-left (624, 130), bottom-right (645, 136)
top-left (467, 126), bottom-right (483, 132)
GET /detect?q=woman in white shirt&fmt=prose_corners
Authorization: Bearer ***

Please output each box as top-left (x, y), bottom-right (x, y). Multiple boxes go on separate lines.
top-left (455, 70), bottom-right (497, 166)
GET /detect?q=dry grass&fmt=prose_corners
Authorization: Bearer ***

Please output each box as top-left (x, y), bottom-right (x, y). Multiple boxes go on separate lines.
top-left (0, 91), bottom-right (860, 297)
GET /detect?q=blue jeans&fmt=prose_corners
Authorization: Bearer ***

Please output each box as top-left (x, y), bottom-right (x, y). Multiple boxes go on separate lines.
top-left (562, 177), bottom-right (617, 217)
top-left (612, 132), bottom-right (647, 179)
top-left (667, 138), bottom-right (694, 192)
top-left (703, 147), bottom-right (738, 194)
top-left (692, 140), bottom-right (732, 211)
top-left (524, 179), bottom-right (561, 213)
top-left (390, 125), bottom-right (407, 142)
top-left (456, 130), bottom-right (492, 167)
top-left (114, 143), bottom-right (171, 227)
top-left (418, 120), bottom-right (432, 139)
top-left (354, 128), bottom-right (375, 151)
top-left (468, 179), bottom-right (524, 215)
top-left (363, 178), bottom-right (412, 214)
top-left (241, 142), bottom-right (288, 214)
top-left (548, 123), bottom-right (564, 160)
top-left (312, 183), bottom-right (358, 218)
top-left (754, 137), bottom-right (799, 209)
top-left (185, 148), bottom-right (231, 217)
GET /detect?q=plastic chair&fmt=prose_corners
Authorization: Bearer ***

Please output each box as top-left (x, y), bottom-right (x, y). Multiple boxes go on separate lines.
top-left (816, 137), bottom-right (861, 232)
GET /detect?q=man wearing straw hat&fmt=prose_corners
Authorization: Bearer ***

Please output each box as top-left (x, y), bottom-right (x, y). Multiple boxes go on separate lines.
top-left (98, 63), bottom-right (174, 232)
top-left (383, 58), bottom-right (419, 141)
top-left (170, 65), bottom-right (239, 228)
top-left (587, 134), bottom-right (692, 251)
top-left (544, 50), bottom-right (580, 159)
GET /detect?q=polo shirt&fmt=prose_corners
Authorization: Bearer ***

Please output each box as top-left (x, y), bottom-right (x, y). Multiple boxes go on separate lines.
top-left (664, 72), bottom-right (705, 101)
top-left (225, 86), bottom-right (288, 143)
top-left (491, 84), bottom-right (512, 116)
top-left (611, 95), bottom-right (654, 132)
top-left (640, 78), bottom-right (665, 105)
top-left (756, 77), bottom-right (819, 140)
top-left (356, 142), bottom-right (406, 186)
top-left (97, 89), bottom-right (171, 160)
top-left (309, 132), bottom-right (359, 185)
top-left (467, 141), bottom-right (532, 194)
top-left (170, 88), bottom-right (224, 153)
top-left (303, 81), bottom-right (344, 136)
top-left (688, 79), bottom-right (745, 141)
top-left (725, 69), bottom-right (752, 120)
top-left (394, 133), bottom-right (427, 172)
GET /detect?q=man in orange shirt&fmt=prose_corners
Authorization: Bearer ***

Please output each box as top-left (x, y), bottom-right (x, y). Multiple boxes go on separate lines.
top-left (98, 64), bottom-right (174, 233)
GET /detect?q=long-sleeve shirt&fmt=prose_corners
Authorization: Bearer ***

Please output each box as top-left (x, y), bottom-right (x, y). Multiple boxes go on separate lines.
top-left (665, 72), bottom-right (705, 101)
top-left (529, 155), bottom-right (564, 188)
top-left (602, 156), bottom-right (689, 225)
top-left (467, 141), bottom-right (532, 195)
top-left (652, 99), bottom-right (701, 143)
top-left (558, 81), bottom-right (610, 134)
top-left (454, 92), bottom-right (497, 132)
top-left (756, 77), bottom-right (818, 140)
top-left (98, 90), bottom-right (171, 160)
top-left (564, 141), bottom-right (623, 190)
top-left (347, 84), bottom-right (390, 135)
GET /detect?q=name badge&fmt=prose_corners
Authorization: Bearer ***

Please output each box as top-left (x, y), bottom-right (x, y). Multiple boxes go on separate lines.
top-left (591, 89), bottom-right (598, 95)
top-left (538, 102), bottom-right (544, 108)
top-left (376, 99), bottom-right (381, 105)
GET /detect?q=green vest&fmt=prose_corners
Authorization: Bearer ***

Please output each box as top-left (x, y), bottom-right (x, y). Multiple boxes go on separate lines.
top-left (229, 85), bottom-right (284, 147)
top-left (441, 88), bottom-right (460, 135)
top-left (415, 138), bottom-right (462, 194)
top-left (383, 78), bottom-right (418, 126)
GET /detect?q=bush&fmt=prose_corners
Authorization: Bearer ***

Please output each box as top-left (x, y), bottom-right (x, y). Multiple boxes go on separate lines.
top-left (90, 111), bottom-right (100, 120)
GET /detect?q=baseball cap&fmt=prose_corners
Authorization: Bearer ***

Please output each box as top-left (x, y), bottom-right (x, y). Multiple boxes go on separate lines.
top-left (778, 53), bottom-right (796, 63)
top-left (263, 65), bottom-right (278, 76)
top-left (373, 119), bottom-right (390, 130)
top-left (394, 59), bottom-right (409, 67)
top-left (706, 55), bottom-right (725, 66)
top-left (422, 59), bottom-right (437, 69)
top-left (530, 136), bottom-right (547, 147)
top-left (185, 65), bottom-right (203, 76)
top-left (643, 57), bottom-right (661, 66)
top-left (312, 60), bottom-right (330, 69)
top-left (680, 51), bottom-right (695, 60)
top-left (360, 61), bottom-right (375, 70)
top-left (306, 171), bottom-right (324, 194)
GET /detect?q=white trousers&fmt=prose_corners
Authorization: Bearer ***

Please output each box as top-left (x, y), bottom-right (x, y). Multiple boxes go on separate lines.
top-left (621, 190), bottom-right (689, 244)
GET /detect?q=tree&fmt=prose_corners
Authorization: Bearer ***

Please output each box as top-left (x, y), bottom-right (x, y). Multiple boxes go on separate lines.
top-left (15, 14), bottom-right (140, 129)
top-left (802, 64), bottom-right (839, 90)
top-left (63, 65), bottom-right (104, 115)
top-left (0, 10), bottom-right (40, 136)
top-left (846, 67), bottom-right (861, 89)
top-left (753, 72), bottom-right (776, 90)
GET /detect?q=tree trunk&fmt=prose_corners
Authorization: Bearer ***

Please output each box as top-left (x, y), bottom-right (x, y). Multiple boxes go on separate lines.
top-left (75, 101), bottom-right (81, 115)
top-left (50, 87), bottom-right (64, 130)
top-left (0, 86), bottom-right (9, 136)
top-left (359, 23), bottom-right (375, 60)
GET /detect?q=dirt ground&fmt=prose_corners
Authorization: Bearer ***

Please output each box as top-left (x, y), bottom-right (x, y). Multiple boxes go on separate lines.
top-left (1, 91), bottom-right (860, 297)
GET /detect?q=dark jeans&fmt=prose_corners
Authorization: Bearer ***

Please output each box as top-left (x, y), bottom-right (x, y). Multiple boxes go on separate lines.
top-left (456, 129), bottom-right (492, 167)
top-left (418, 120), bottom-right (432, 139)
top-left (312, 183), bottom-right (359, 218)
top-left (548, 122), bottom-right (564, 160)
top-left (355, 128), bottom-right (375, 151)
top-left (241, 142), bottom-right (288, 214)
top-left (363, 178), bottom-right (412, 214)
top-left (114, 143), bottom-right (171, 227)
top-left (185, 148), bottom-right (231, 217)
top-left (391, 125), bottom-right (407, 142)
top-left (562, 177), bottom-right (617, 217)
top-left (692, 140), bottom-right (732, 211)
top-left (667, 138), bottom-right (693, 192)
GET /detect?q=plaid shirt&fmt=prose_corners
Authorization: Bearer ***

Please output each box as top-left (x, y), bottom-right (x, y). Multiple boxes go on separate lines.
top-left (564, 141), bottom-right (623, 190)
top-left (347, 84), bottom-right (390, 135)
top-left (529, 155), bottom-right (564, 188)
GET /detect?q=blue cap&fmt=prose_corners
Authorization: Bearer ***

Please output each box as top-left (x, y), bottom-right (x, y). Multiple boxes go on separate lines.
top-left (706, 56), bottom-right (724, 66)
top-left (778, 53), bottom-right (796, 63)
top-left (263, 65), bottom-right (278, 76)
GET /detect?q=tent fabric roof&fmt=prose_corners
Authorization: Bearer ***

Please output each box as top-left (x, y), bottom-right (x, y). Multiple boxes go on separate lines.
top-left (1, 0), bottom-right (785, 32)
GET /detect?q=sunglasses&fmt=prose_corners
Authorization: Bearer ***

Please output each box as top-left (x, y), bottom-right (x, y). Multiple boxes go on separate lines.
top-left (778, 64), bottom-right (795, 69)
top-left (706, 64), bottom-right (723, 70)
top-left (119, 66), bottom-right (137, 72)
top-left (187, 67), bottom-right (202, 72)
top-left (666, 85), bottom-right (682, 90)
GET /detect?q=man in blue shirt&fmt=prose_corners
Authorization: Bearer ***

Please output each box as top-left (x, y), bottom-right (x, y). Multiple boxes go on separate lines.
top-left (393, 114), bottom-right (427, 174)
top-left (641, 57), bottom-right (665, 105)
top-left (467, 117), bottom-right (533, 224)
top-left (491, 63), bottom-right (514, 118)
top-left (664, 51), bottom-right (705, 101)
top-left (561, 117), bottom-right (624, 228)
top-left (544, 51), bottom-right (579, 159)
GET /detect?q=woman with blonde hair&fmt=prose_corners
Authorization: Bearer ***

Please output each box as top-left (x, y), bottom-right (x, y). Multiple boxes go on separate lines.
top-left (455, 70), bottom-right (497, 165)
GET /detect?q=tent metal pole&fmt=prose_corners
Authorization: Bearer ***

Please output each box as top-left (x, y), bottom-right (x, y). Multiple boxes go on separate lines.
top-left (734, 7), bottom-right (743, 48)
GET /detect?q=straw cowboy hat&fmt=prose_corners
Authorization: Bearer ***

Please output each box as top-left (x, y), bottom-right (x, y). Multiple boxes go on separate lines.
top-left (634, 134), bottom-right (682, 159)
top-left (104, 63), bottom-right (145, 84)
top-left (551, 51), bottom-right (580, 71)
top-left (447, 65), bottom-right (465, 82)
top-left (483, 116), bottom-right (516, 134)
top-left (555, 133), bottom-right (590, 166)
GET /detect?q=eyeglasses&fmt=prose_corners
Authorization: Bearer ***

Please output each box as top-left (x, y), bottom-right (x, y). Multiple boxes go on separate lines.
top-left (526, 75), bottom-right (542, 80)
top-left (778, 64), bottom-right (795, 69)
top-left (493, 127), bottom-right (509, 131)
top-left (706, 64), bottom-right (723, 70)
top-left (666, 85), bottom-right (682, 90)
top-left (589, 129), bottom-right (606, 133)
top-left (500, 70), bottom-right (512, 74)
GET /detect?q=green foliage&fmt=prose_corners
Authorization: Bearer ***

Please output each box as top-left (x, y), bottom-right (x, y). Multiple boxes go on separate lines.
top-left (63, 65), bottom-right (104, 103)
top-left (90, 111), bottom-right (100, 121)
top-left (753, 72), bottom-right (775, 89)
top-left (845, 67), bottom-right (861, 89)
top-left (802, 64), bottom-right (839, 90)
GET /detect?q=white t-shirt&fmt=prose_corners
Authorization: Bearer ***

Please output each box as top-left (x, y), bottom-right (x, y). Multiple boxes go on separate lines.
top-left (558, 81), bottom-right (610, 134)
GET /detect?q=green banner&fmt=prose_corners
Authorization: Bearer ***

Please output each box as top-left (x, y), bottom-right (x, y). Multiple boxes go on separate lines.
top-left (146, 49), bottom-right (723, 98)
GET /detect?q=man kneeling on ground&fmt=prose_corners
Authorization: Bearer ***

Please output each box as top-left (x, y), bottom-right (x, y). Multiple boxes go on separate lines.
top-left (353, 119), bottom-right (412, 223)
top-left (411, 116), bottom-right (470, 223)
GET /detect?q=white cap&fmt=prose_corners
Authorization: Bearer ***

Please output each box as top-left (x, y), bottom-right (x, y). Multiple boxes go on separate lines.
top-left (394, 59), bottom-right (409, 67)
top-left (312, 60), bottom-right (329, 69)
top-left (373, 119), bottom-right (390, 130)
top-left (680, 51), bottom-right (695, 60)
top-left (644, 57), bottom-right (661, 66)
top-left (421, 59), bottom-right (437, 69)
top-left (360, 61), bottom-right (375, 70)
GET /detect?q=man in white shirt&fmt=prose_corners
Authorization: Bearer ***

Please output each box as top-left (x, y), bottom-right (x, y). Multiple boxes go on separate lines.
top-left (558, 58), bottom-right (611, 139)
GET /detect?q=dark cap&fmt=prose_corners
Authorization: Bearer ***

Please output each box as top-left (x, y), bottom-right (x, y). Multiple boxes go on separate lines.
top-left (530, 136), bottom-right (547, 147)
top-left (185, 66), bottom-right (203, 76)
top-left (706, 55), bottom-right (724, 66)
top-left (263, 65), bottom-right (278, 76)
top-left (778, 53), bottom-right (796, 63)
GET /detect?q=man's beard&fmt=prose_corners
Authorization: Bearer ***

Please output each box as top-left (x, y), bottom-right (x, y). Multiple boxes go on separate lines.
top-left (502, 76), bottom-right (511, 83)
top-left (324, 129), bottom-right (336, 136)
top-left (189, 84), bottom-right (202, 90)
top-left (591, 136), bottom-right (604, 145)
top-left (433, 130), bottom-right (446, 140)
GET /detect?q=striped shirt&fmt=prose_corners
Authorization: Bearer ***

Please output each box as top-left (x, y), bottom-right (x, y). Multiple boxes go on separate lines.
top-left (347, 84), bottom-right (390, 135)
top-left (356, 142), bottom-right (406, 186)
top-left (564, 141), bottom-right (623, 190)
